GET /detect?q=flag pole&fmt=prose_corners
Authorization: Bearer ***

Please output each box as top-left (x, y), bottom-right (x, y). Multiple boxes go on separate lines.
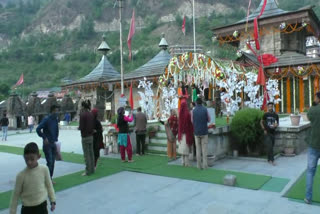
top-left (192, 0), bottom-right (196, 53)
top-left (119, 0), bottom-right (124, 95)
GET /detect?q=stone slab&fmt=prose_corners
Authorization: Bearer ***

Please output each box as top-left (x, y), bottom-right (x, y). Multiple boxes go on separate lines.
top-left (0, 152), bottom-right (84, 193)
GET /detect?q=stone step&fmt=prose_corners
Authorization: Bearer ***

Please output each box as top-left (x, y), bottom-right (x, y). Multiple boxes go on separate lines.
top-left (147, 145), bottom-right (167, 152)
top-left (150, 138), bottom-right (167, 144)
top-left (148, 143), bottom-right (167, 148)
top-left (159, 125), bottom-right (166, 131)
top-left (155, 132), bottom-right (167, 138)
top-left (146, 149), bottom-right (168, 156)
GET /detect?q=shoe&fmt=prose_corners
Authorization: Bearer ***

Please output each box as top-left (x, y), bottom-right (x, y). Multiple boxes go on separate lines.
top-left (136, 154), bottom-right (140, 156)
top-left (81, 172), bottom-right (88, 176)
top-left (128, 160), bottom-right (135, 163)
top-left (304, 198), bottom-right (311, 204)
top-left (121, 160), bottom-right (127, 163)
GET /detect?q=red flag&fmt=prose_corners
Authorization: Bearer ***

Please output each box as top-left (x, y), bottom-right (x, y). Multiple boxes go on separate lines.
top-left (256, 65), bottom-right (266, 86)
top-left (13, 73), bottom-right (24, 88)
top-left (261, 86), bottom-right (269, 111)
top-left (127, 10), bottom-right (136, 61)
top-left (129, 81), bottom-right (134, 110)
top-left (182, 16), bottom-right (186, 36)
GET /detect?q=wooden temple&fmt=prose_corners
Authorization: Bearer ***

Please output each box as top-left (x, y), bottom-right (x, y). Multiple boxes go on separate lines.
top-left (212, 0), bottom-right (320, 113)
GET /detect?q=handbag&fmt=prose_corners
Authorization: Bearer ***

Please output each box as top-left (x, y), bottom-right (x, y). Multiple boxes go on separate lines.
top-left (165, 123), bottom-right (175, 142)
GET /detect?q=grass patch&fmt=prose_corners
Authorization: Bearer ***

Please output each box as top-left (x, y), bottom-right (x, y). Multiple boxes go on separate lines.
top-left (260, 177), bottom-right (290, 192)
top-left (68, 121), bottom-right (79, 126)
top-left (137, 164), bottom-right (271, 190)
top-left (286, 169), bottom-right (320, 203)
top-left (215, 117), bottom-right (230, 127)
top-left (0, 145), bottom-right (275, 210)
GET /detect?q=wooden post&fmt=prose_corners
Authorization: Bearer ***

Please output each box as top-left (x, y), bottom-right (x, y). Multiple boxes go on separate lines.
top-left (299, 77), bottom-right (304, 112)
top-left (286, 77), bottom-right (291, 113)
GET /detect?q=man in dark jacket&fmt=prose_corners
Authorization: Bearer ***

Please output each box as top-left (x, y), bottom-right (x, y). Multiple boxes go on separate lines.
top-left (260, 102), bottom-right (279, 166)
top-left (36, 105), bottom-right (59, 180)
top-left (192, 98), bottom-right (210, 169)
top-left (304, 91), bottom-right (320, 204)
top-left (1, 113), bottom-right (9, 141)
top-left (135, 107), bottom-right (147, 155)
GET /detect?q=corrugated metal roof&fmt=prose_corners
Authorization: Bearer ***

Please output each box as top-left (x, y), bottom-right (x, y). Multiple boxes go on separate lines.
top-left (265, 51), bottom-right (320, 68)
top-left (237, 0), bottom-right (289, 23)
top-left (76, 55), bottom-right (120, 83)
top-left (109, 50), bottom-right (172, 81)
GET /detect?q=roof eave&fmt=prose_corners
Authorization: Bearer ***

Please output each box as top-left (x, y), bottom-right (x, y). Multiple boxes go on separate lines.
top-left (212, 8), bottom-right (319, 37)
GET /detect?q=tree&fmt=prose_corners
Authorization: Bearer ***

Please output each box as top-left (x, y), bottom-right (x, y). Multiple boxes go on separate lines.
top-left (0, 83), bottom-right (10, 98)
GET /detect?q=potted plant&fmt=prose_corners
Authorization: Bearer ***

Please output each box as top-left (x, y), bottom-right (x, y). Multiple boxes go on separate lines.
top-left (301, 108), bottom-right (309, 122)
top-left (284, 141), bottom-right (295, 156)
top-left (290, 109), bottom-right (301, 126)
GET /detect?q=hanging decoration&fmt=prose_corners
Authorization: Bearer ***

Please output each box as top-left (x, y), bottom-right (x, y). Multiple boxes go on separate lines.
top-left (161, 86), bottom-right (178, 118)
top-left (138, 77), bottom-right (154, 120)
top-left (217, 22), bottom-right (310, 44)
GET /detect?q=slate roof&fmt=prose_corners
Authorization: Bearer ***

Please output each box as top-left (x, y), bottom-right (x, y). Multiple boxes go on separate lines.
top-left (238, 51), bottom-right (320, 68)
top-left (122, 50), bottom-right (172, 80)
top-left (265, 51), bottom-right (320, 68)
top-left (75, 55), bottom-right (120, 84)
top-left (237, 0), bottom-right (289, 23)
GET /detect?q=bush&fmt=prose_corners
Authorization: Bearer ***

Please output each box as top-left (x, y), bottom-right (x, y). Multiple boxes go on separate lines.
top-left (230, 108), bottom-right (264, 155)
top-left (111, 114), bottom-right (118, 124)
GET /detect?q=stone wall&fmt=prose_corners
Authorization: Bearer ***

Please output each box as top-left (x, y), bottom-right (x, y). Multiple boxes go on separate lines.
top-left (274, 122), bottom-right (310, 154)
top-left (207, 126), bottom-right (231, 159)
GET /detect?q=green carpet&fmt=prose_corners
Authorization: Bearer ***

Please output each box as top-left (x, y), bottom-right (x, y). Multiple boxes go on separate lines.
top-left (286, 169), bottom-right (320, 203)
top-left (0, 145), bottom-right (274, 210)
top-left (260, 177), bottom-right (290, 192)
top-left (134, 164), bottom-right (271, 190)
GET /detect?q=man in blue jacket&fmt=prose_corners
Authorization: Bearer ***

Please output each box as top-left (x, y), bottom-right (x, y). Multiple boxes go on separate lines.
top-left (36, 105), bottom-right (59, 180)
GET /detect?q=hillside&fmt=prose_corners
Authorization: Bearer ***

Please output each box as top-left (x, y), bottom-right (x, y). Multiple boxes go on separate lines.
top-left (0, 0), bottom-right (319, 99)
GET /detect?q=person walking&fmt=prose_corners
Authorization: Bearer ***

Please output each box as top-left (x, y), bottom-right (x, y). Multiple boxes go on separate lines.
top-left (178, 102), bottom-right (194, 167)
top-left (79, 100), bottom-right (95, 176)
top-left (1, 113), bottom-right (9, 141)
top-left (36, 105), bottom-right (59, 181)
top-left (28, 115), bottom-right (35, 133)
top-left (117, 107), bottom-right (134, 162)
top-left (167, 109), bottom-right (178, 160)
top-left (91, 108), bottom-right (104, 169)
top-left (260, 102), bottom-right (279, 166)
top-left (192, 98), bottom-right (210, 169)
top-left (10, 142), bottom-right (56, 214)
top-left (304, 92), bottom-right (320, 204)
top-left (135, 107), bottom-right (147, 156)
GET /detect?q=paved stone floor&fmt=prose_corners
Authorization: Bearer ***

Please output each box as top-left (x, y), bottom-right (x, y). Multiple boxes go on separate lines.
top-left (0, 129), bottom-right (319, 214)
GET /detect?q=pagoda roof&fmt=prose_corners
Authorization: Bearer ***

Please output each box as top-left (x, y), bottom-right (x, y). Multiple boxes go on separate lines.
top-left (237, 0), bottom-right (289, 23)
top-left (73, 55), bottom-right (120, 84)
top-left (239, 51), bottom-right (320, 69)
top-left (108, 49), bottom-right (172, 82)
top-left (212, 0), bottom-right (320, 37)
top-left (265, 51), bottom-right (320, 68)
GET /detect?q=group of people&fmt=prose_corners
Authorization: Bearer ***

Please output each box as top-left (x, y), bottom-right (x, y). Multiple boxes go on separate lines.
top-left (166, 97), bottom-right (211, 169)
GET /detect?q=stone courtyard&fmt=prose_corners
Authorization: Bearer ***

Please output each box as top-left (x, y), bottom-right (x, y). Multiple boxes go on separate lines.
top-left (0, 129), bottom-right (319, 214)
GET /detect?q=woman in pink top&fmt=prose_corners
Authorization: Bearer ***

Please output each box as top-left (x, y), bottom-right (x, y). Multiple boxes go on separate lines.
top-left (117, 107), bottom-right (134, 162)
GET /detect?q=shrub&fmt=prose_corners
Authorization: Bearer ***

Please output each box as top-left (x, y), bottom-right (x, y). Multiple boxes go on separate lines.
top-left (111, 114), bottom-right (118, 124)
top-left (230, 108), bottom-right (264, 155)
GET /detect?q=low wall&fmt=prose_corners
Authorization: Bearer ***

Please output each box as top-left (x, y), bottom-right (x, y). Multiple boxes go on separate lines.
top-left (207, 126), bottom-right (231, 159)
top-left (207, 117), bottom-right (311, 159)
top-left (274, 118), bottom-right (311, 154)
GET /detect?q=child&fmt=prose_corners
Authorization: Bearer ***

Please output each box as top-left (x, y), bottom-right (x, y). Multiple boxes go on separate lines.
top-left (10, 142), bottom-right (56, 214)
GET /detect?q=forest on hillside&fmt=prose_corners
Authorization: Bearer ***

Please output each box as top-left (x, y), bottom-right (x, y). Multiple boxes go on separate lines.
top-left (0, 0), bottom-right (319, 99)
